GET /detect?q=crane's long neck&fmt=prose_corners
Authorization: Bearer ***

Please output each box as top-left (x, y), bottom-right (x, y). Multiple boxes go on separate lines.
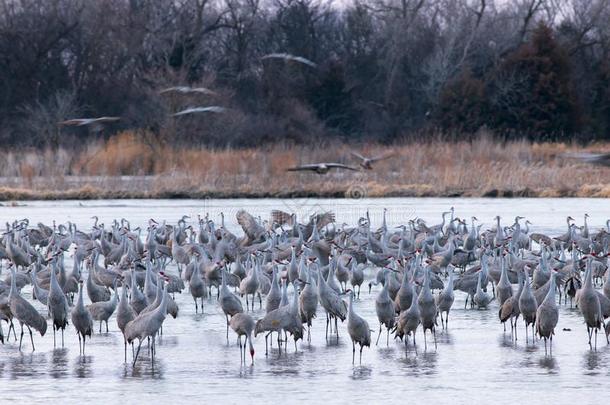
top-left (544, 273), bottom-right (556, 303)
top-left (499, 257), bottom-right (508, 284)
top-left (9, 268), bottom-right (17, 298)
top-left (121, 285), bottom-right (128, 304)
top-left (155, 283), bottom-right (169, 317)
top-left (348, 291), bottom-right (355, 316)
top-left (77, 283), bottom-right (85, 310)
top-left (446, 271), bottom-right (454, 291)
top-left (584, 260), bottom-right (593, 290)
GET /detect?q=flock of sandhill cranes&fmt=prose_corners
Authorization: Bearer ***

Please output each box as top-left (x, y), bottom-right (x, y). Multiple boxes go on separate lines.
top-left (0, 208), bottom-right (609, 367)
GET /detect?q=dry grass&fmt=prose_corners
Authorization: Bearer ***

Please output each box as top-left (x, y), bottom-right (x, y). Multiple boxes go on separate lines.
top-left (0, 130), bottom-right (607, 199)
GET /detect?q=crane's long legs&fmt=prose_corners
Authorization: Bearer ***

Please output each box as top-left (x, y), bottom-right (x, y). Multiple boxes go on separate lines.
top-left (133, 340), bottom-right (143, 366)
top-left (27, 325), bottom-right (35, 351)
top-left (352, 340), bottom-right (355, 364)
top-left (19, 323), bottom-right (24, 351)
top-left (423, 330), bottom-right (428, 351)
top-left (335, 317), bottom-right (339, 339)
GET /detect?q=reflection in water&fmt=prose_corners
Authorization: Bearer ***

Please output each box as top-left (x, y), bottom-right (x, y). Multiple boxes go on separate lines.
top-left (399, 351), bottom-right (438, 376)
top-left (351, 365), bottom-right (372, 380)
top-left (124, 359), bottom-right (165, 379)
top-left (238, 363), bottom-right (255, 378)
top-left (157, 336), bottom-right (179, 348)
top-left (50, 348), bottom-right (69, 379)
top-left (583, 350), bottom-right (603, 374)
top-left (436, 331), bottom-right (454, 345)
top-left (74, 356), bottom-right (94, 378)
top-left (538, 356), bottom-right (558, 372)
top-left (9, 352), bottom-right (47, 378)
top-left (498, 333), bottom-right (518, 349)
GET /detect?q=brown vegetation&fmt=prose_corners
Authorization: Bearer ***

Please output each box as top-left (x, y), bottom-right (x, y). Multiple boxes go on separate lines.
top-left (0, 131), bottom-right (607, 200)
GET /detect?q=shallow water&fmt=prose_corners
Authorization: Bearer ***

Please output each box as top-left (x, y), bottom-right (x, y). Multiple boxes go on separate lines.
top-left (0, 198), bottom-right (609, 404)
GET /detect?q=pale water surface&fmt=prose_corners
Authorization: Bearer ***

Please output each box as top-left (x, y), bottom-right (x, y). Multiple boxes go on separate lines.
top-left (0, 198), bottom-right (609, 404)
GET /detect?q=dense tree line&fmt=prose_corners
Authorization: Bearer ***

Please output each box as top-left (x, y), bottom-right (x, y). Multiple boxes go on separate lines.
top-left (1, 0), bottom-right (609, 148)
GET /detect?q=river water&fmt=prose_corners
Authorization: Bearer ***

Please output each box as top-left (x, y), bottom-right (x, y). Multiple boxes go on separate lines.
top-left (0, 198), bottom-right (609, 404)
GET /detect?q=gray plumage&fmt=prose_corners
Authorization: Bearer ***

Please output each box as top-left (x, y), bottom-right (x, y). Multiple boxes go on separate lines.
top-left (48, 263), bottom-right (69, 348)
top-left (518, 271), bottom-right (538, 343)
top-left (347, 290), bottom-right (370, 364)
top-left (87, 284), bottom-right (118, 333)
top-left (536, 271), bottom-right (559, 355)
top-left (418, 268), bottom-right (437, 351)
top-left (71, 282), bottom-right (93, 355)
top-left (8, 267), bottom-right (47, 351)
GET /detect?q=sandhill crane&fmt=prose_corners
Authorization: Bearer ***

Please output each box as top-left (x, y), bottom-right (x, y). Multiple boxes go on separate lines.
top-left (129, 269), bottom-right (148, 314)
top-left (579, 259), bottom-right (604, 349)
top-left (254, 284), bottom-right (302, 354)
top-left (317, 269), bottom-right (347, 340)
top-left (160, 86), bottom-right (216, 96)
top-left (350, 151), bottom-right (395, 170)
top-left (239, 262), bottom-right (260, 311)
top-left (286, 163), bottom-right (359, 175)
top-left (436, 269), bottom-right (454, 329)
top-left (48, 262), bottom-right (69, 347)
top-left (349, 261), bottom-right (364, 298)
top-left (562, 151), bottom-right (610, 167)
top-left (474, 271), bottom-right (492, 309)
top-left (536, 271), bottom-right (559, 355)
top-left (518, 271), bottom-right (538, 343)
top-left (189, 261), bottom-right (208, 313)
top-left (71, 281), bottom-right (93, 355)
top-left (395, 269), bottom-right (414, 313)
top-left (346, 289), bottom-right (370, 364)
top-left (172, 106), bottom-right (226, 116)
top-left (125, 275), bottom-right (170, 365)
top-left (116, 284), bottom-right (136, 361)
top-left (335, 256), bottom-right (351, 291)
top-left (87, 282), bottom-right (119, 333)
top-left (418, 268), bottom-right (438, 351)
top-left (395, 289), bottom-right (421, 352)
top-left (8, 267), bottom-right (47, 351)
top-left (495, 256), bottom-right (513, 308)
top-left (220, 268), bottom-right (244, 341)
top-left (500, 271), bottom-right (525, 339)
top-left (375, 271), bottom-right (396, 346)
top-left (230, 313), bottom-right (255, 364)
top-left (299, 267), bottom-right (318, 341)
top-left (87, 268), bottom-right (110, 303)
top-left (58, 116), bottom-right (120, 126)
top-left (266, 267), bottom-right (281, 313)
top-left (287, 247), bottom-right (299, 284)
top-left (261, 53), bottom-right (317, 68)
top-left (30, 267), bottom-right (49, 307)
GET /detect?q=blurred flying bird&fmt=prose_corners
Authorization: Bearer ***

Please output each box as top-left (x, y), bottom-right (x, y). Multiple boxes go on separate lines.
top-left (160, 86), bottom-right (217, 96)
top-left (172, 106), bottom-right (226, 116)
top-left (350, 151), bottom-right (396, 170)
top-left (562, 152), bottom-right (610, 167)
top-left (261, 53), bottom-right (317, 68)
top-left (286, 163), bottom-right (359, 174)
top-left (58, 117), bottom-right (120, 126)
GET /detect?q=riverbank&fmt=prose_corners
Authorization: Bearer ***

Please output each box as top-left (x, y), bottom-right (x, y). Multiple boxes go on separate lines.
top-left (0, 134), bottom-right (608, 200)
